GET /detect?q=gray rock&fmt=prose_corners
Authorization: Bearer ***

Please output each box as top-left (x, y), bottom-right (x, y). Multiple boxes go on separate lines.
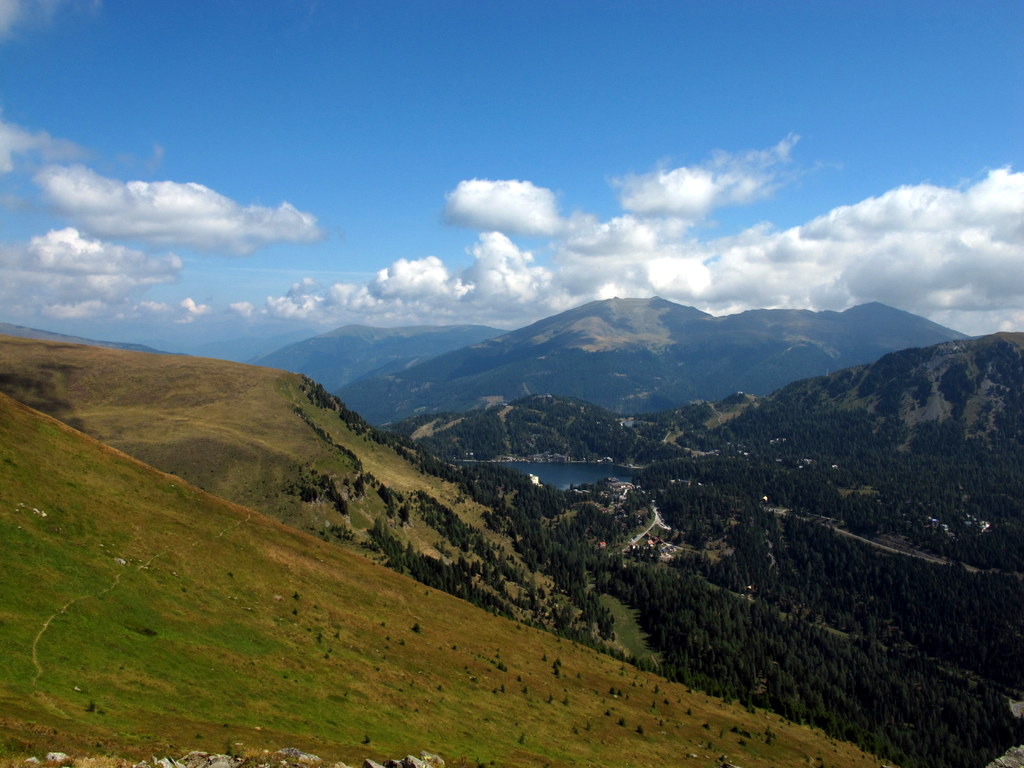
top-left (45, 754), bottom-right (70, 765)
top-left (182, 752), bottom-right (235, 768)
top-left (362, 761), bottom-right (385, 768)
top-left (987, 745), bottom-right (1024, 768)
top-left (24, 759), bottom-right (40, 765)
top-left (418, 755), bottom-right (444, 768)
top-left (277, 749), bottom-right (320, 764)
top-left (155, 758), bottom-right (185, 768)
top-left (400, 758), bottom-right (425, 768)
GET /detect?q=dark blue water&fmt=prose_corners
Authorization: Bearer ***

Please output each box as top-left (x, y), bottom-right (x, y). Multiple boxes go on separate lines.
top-left (498, 461), bottom-right (633, 489)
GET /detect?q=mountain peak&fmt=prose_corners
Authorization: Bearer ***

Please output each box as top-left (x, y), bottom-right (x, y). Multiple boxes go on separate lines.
top-left (512, 296), bottom-right (708, 352)
top-left (339, 298), bottom-right (968, 422)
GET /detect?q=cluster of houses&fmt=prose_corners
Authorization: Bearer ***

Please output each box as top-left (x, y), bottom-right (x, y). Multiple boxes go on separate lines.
top-left (586, 480), bottom-right (682, 561)
top-left (493, 452), bottom-right (618, 464)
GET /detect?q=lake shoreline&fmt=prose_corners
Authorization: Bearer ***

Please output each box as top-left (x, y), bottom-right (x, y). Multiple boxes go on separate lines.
top-left (459, 459), bottom-right (637, 489)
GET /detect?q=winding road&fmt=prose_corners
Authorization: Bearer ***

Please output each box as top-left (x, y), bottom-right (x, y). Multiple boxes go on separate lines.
top-left (625, 503), bottom-right (670, 549)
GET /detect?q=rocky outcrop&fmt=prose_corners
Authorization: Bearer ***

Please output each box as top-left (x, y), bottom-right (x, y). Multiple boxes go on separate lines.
top-left (21, 749), bottom-right (444, 768)
top-left (361, 755), bottom-right (444, 768)
top-left (987, 745), bottom-right (1024, 768)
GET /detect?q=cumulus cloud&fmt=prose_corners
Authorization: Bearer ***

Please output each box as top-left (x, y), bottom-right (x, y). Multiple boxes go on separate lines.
top-left (265, 277), bottom-right (327, 321)
top-left (261, 164), bottom-right (1024, 336)
top-left (681, 167), bottom-right (1024, 325)
top-left (264, 233), bottom-right (570, 326)
top-left (616, 134), bottom-right (798, 221)
top-left (178, 297), bottom-right (211, 322)
top-left (0, 227), bottom-right (181, 319)
top-left (13, 133), bottom-right (1016, 337)
top-left (444, 178), bottom-right (563, 236)
top-left (35, 164), bottom-right (324, 254)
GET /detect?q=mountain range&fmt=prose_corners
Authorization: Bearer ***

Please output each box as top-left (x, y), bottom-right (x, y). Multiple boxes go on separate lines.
top-left (0, 321), bottom-right (169, 355)
top-left (397, 332), bottom-right (1024, 464)
top-left (335, 297), bottom-right (967, 423)
top-left (250, 323), bottom-right (501, 392)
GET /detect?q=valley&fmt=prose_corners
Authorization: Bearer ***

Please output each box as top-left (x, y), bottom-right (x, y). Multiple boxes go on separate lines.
top-left (2, 330), bottom-right (1024, 768)
top-left (2, 388), bottom-right (892, 768)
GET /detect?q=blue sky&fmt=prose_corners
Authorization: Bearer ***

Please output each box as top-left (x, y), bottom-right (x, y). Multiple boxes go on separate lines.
top-left (1, 0), bottom-right (1022, 352)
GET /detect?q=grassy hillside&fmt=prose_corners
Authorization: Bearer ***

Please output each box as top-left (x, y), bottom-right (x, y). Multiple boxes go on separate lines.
top-left (2, 338), bottom-right (607, 634)
top-left (0, 336), bottom-right (357, 529)
top-left (0, 336), bottom-right (496, 547)
top-left (0, 392), bottom-right (883, 767)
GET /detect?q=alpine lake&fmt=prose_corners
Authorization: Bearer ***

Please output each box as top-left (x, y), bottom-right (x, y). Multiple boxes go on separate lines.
top-left (497, 461), bottom-right (634, 489)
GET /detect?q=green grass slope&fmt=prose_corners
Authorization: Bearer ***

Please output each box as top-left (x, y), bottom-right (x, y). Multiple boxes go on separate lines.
top-left (0, 336), bottom-right (497, 546)
top-left (0, 392), bottom-right (884, 767)
top-left (0, 336), bottom-right (355, 530)
top-left (0, 336), bottom-right (572, 633)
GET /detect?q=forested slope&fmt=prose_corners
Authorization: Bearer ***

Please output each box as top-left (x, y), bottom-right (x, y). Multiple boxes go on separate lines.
top-left (6, 333), bottom-right (1024, 768)
top-left (396, 333), bottom-right (1024, 768)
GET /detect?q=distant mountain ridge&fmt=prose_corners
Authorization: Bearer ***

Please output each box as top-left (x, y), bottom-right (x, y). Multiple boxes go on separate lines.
top-left (0, 322), bottom-right (170, 354)
top-left (251, 323), bottom-right (501, 391)
top-left (410, 332), bottom-right (1023, 466)
top-left (338, 297), bottom-right (967, 423)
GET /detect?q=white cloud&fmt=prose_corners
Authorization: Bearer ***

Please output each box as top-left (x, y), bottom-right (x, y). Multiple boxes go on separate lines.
top-left (264, 233), bottom-right (569, 326)
top-left (260, 165), bottom-right (1024, 336)
top-left (229, 300), bottom-right (255, 318)
top-left (616, 134), bottom-right (798, 221)
top-left (0, 227), bottom-right (181, 319)
top-left (444, 178), bottom-right (563, 236)
top-left (690, 168), bottom-right (1024, 327)
top-left (372, 255), bottom-right (471, 300)
top-left (0, 0), bottom-right (98, 39)
top-left (0, 116), bottom-right (79, 174)
top-left (0, 0), bottom-right (19, 36)
top-left (562, 214), bottom-right (666, 257)
top-left (138, 300), bottom-right (172, 314)
top-left (178, 297), bottom-right (211, 323)
top-left (462, 231), bottom-right (554, 305)
top-left (265, 278), bottom-right (327, 321)
top-left (11, 131), bottom-right (1017, 338)
top-left (35, 164), bottom-right (324, 254)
